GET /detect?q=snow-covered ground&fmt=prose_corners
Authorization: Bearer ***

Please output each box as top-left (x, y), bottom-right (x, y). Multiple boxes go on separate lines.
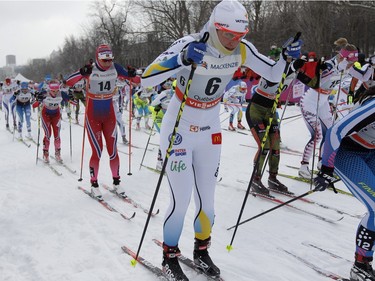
top-left (0, 104), bottom-right (365, 281)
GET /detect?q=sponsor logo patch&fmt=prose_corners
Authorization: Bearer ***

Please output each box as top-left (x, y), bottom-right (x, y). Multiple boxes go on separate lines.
top-left (211, 133), bottom-right (222, 145)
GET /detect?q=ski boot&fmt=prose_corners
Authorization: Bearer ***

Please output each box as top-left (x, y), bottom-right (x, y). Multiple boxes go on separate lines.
top-left (136, 123), bottom-right (141, 131)
top-left (17, 131), bottom-right (23, 140)
top-left (193, 237), bottom-right (221, 278)
top-left (298, 162), bottom-right (312, 179)
top-left (350, 254), bottom-right (375, 281)
top-left (162, 243), bottom-right (189, 281)
top-left (91, 181), bottom-right (102, 200)
top-left (55, 149), bottom-right (63, 163)
top-left (113, 178), bottom-right (126, 198)
top-left (237, 121), bottom-right (246, 130)
top-left (250, 176), bottom-right (270, 196)
top-left (26, 131), bottom-right (32, 139)
top-left (228, 122), bottom-right (236, 131)
top-left (122, 135), bottom-right (129, 144)
top-left (268, 173), bottom-right (289, 193)
top-left (6, 123), bottom-right (9, 130)
top-left (43, 150), bottom-right (50, 163)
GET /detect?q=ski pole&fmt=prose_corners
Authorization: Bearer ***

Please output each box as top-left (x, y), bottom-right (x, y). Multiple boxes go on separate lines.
top-left (68, 103), bottom-right (72, 162)
top-left (139, 118), bottom-right (156, 170)
top-left (331, 70), bottom-right (343, 122)
top-left (36, 104), bottom-right (41, 164)
top-left (309, 58), bottom-right (325, 190)
top-left (127, 82), bottom-right (133, 176)
top-left (78, 97), bottom-right (89, 182)
top-left (227, 32), bottom-right (301, 252)
top-left (282, 113), bottom-right (302, 121)
top-left (227, 178), bottom-right (341, 230)
top-left (131, 32), bottom-right (209, 267)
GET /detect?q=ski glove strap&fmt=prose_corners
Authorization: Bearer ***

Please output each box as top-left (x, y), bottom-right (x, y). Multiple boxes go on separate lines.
top-left (182, 41), bottom-right (206, 66)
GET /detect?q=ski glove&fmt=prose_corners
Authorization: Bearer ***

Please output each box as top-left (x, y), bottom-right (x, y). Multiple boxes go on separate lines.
top-left (347, 90), bottom-right (354, 105)
top-left (282, 38), bottom-right (303, 60)
top-left (313, 166), bottom-right (335, 192)
top-left (291, 58), bottom-right (306, 72)
top-left (80, 64), bottom-right (92, 76)
top-left (127, 67), bottom-right (137, 78)
top-left (182, 41), bottom-right (206, 66)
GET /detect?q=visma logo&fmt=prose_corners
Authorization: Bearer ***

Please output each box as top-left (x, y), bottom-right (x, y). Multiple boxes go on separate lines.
top-left (170, 160), bottom-right (186, 172)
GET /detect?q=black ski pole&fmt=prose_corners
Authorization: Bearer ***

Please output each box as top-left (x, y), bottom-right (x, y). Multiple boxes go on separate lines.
top-left (131, 32), bottom-right (209, 267)
top-left (227, 32), bottom-right (301, 252)
top-left (127, 82), bottom-right (133, 176)
top-left (36, 105), bottom-right (41, 164)
top-left (227, 178), bottom-right (341, 230)
top-left (69, 103), bottom-right (72, 162)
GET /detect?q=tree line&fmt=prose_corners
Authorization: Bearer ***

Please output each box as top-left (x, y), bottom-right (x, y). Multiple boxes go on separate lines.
top-left (17, 0), bottom-right (375, 82)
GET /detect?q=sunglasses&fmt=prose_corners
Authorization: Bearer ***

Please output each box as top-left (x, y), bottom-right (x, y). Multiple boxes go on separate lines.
top-left (215, 23), bottom-right (248, 41)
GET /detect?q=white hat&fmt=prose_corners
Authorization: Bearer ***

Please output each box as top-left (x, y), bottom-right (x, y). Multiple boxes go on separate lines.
top-left (205, 0), bottom-right (249, 56)
top-left (212, 0), bottom-right (249, 33)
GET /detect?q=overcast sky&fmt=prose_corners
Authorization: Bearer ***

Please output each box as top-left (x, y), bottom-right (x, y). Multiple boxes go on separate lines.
top-left (0, 1), bottom-right (93, 67)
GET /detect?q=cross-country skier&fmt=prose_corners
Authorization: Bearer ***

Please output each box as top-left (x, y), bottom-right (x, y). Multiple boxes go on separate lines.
top-left (223, 81), bottom-right (247, 131)
top-left (33, 80), bottom-right (64, 163)
top-left (2, 77), bottom-right (17, 131)
top-left (14, 82), bottom-right (33, 140)
top-left (297, 38), bottom-right (373, 179)
top-left (245, 40), bottom-right (303, 195)
top-left (141, 0), bottom-right (305, 280)
top-left (314, 85), bottom-right (375, 281)
top-left (66, 44), bottom-right (135, 200)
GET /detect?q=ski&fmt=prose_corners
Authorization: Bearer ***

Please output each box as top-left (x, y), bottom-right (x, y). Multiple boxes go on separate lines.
top-left (301, 241), bottom-right (352, 263)
top-left (277, 172), bottom-right (311, 183)
top-left (101, 184), bottom-right (159, 216)
top-left (222, 128), bottom-right (248, 135)
top-left (38, 158), bottom-right (62, 176)
top-left (17, 138), bottom-right (31, 148)
top-left (50, 156), bottom-right (77, 174)
top-left (77, 186), bottom-right (136, 220)
top-left (152, 238), bottom-right (225, 281)
top-left (277, 172), bottom-right (353, 197)
top-left (278, 247), bottom-right (350, 281)
top-left (121, 245), bottom-right (169, 280)
top-left (141, 164), bottom-right (166, 176)
top-left (237, 179), bottom-right (360, 218)
top-left (117, 147), bottom-right (132, 155)
top-left (286, 164), bottom-right (319, 175)
top-left (25, 137), bottom-right (38, 146)
top-left (249, 191), bottom-right (344, 224)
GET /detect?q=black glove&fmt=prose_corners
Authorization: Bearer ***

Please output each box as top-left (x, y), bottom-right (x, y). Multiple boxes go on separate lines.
top-left (154, 104), bottom-right (162, 113)
top-left (128, 67), bottom-right (136, 78)
top-left (80, 64), bottom-right (92, 76)
top-left (347, 90), bottom-right (354, 105)
top-left (37, 91), bottom-right (45, 101)
top-left (313, 166), bottom-right (336, 192)
top-left (291, 58), bottom-right (306, 71)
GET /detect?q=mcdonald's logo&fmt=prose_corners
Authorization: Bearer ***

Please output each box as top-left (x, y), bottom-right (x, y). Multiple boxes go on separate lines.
top-left (211, 133), bottom-right (222, 145)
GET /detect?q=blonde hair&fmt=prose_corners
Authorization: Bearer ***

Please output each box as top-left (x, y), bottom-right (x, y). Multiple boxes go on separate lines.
top-left (334, 37), bottom-right (357, 51)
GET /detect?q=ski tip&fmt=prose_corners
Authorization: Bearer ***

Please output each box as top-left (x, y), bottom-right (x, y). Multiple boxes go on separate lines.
top-left (226, 244), bottom-right (233, 252)
top-left (130, 258), bottom-right (138, 267)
